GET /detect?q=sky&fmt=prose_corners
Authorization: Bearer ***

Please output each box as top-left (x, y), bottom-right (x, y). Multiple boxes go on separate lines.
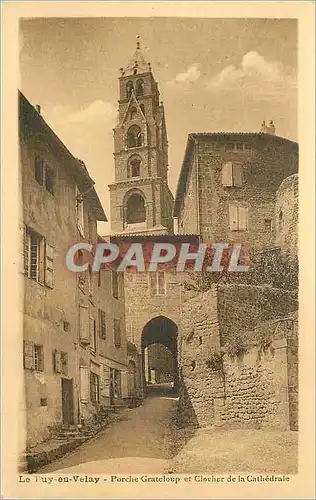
top-left (20, 17), bottom-right (297, 234)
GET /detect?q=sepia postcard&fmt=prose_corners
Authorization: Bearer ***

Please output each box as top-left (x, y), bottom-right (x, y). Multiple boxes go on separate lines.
top-left (1, 2), bottom-right (315, 499)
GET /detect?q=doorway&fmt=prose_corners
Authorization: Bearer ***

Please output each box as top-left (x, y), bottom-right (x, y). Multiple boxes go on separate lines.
top-left (61, 378), bottom-right (74, 426)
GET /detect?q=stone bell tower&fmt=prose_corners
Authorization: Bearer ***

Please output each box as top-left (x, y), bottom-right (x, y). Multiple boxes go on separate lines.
top-left (109, 36), bottom-right (174, 235)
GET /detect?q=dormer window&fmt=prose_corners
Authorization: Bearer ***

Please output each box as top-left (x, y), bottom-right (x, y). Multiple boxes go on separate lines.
top-left (127, 125), bottom-right (142, 148)
top-left (126, 81), bottom-right (134, 99)
top-left (130, 107), bottom-right (137, 120)
top-left (221, 162), bottom-right (243, 187)
top-left (136, 80), bottom-right (144, 96)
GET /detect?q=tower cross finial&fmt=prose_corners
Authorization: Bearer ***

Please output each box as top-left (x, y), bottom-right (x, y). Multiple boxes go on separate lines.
top-left (136, 34), bottom-right (140, 50)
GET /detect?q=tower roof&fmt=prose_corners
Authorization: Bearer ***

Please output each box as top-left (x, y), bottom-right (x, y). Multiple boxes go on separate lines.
top-left (120, 35), bottom-right (151, 77)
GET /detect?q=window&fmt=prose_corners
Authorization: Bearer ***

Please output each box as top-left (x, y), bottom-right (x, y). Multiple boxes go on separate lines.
top-left (225, 143), bottom-right (252, 153)
top-left (76, 186), bottom-right (84, 236)
top-left (62, 321), bottom-right (70, 332)
top-left (149, 271), bottom-right (166, 296)
top-left (34, 345), bottom-right (44, 371)
top-left (229, 205), bottom-right (248, 231)
top-left (23, 341), bottom-right (44, 371)
top-left (221, 162), bottom-right (243, 187)
top-left (53, 349), bottom-right (68, 374)
top-left (126, 81), bottom-right (134, 99)
top-left (90, 316), bottom-right (97, 353)
top-left (88, 266), bottom-right (93, 295)
top-left (140, 104), bottom-right (145, 116)
top-left (127, 125), bottom-right (142, 148)
top-left (40, 398), bottom-right (47, 407)
top-left (130, 107), bottom-right (137, 120)
top-left (129, 157), bottom-right (141, 178)
top-left (24, 227), bottom-right (48, 283)
top-left (112, 270), bottom-right (119, 299)
top-left (114, 319), bottom-right (121, 347)
top-left (97, 270), bottom-right (101, 288)
top-left (90, 372), bottom-right (100, 403)
top-left (114, 369), bottom-right (122, 398)
top-left (34, 155), bottom-right (55, 194)
top-left (98, 310), bottom-right (106, 339)
top-left (35, 155), bottom-right (44, 185)
top-left (126, 193), bottom-right (146, 224)
top-left (264, 219), bottom-right (272, 231)
top-left (79, 304), bottom-right (90, 344)
top-left (136, 80), bottom-right (144, 96)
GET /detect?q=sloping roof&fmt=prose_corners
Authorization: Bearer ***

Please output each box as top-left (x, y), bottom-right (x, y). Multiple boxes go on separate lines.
top-left (173, 132), bottom-right (298, 217)
top-left (19, 91), bottom-right (107, 222)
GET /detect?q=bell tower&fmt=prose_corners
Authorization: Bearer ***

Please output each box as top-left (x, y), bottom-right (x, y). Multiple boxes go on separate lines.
top-left (109, 36), bottom-right (174, 235)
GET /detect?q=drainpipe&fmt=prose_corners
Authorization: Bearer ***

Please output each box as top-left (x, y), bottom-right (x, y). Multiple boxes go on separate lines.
top-left (194, 139), bottom-right (201, 236)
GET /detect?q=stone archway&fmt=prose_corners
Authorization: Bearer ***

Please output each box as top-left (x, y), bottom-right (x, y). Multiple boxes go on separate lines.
top-left (141, 316), bottom-right (179, 394)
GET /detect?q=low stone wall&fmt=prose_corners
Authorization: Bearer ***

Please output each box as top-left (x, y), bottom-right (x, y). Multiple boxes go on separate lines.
top-left (178, 285), bottom-right (298, 431)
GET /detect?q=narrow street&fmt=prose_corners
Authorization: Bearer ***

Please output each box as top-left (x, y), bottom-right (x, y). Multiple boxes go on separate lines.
top-left (39, 384), bottom-right (178, 474)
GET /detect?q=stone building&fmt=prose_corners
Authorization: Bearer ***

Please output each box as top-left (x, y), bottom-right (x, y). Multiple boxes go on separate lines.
top-left (109, 37), bottom-right (174, 235)
top-left (20, 92), bottom-right (128, 447)
top-left (174, 132), bottom-right (298, 254)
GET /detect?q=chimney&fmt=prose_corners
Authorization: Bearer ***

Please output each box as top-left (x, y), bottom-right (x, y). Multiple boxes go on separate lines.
top-left (260, 120), bottom-right (276, 135)
top-left (35, 104), bottom-right (41, 115)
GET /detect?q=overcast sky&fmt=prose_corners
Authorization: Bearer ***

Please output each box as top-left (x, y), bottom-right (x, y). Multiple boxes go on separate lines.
top-left (20, 17), bottom-right (297, 233)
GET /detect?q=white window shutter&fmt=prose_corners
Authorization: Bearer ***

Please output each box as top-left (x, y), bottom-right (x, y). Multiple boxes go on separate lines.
top-left (45, 243), bottom-right (54, 288)
top-left (101, 364), bottom-right (111, 398)
top-left (221, 162), bottom-right (233, 186)
top-left (80, 365), bottom-right (89, 402)
top-left (23, 341), bottom-right (35, 370)
top-left (232, 163), bottom-right (243, 187)
top-left (53, 349), bottom-right (62, 373)
top-left (76, 186), bottom-right (85, 237)
top-left (238, 206), bottom-right (248, 230)
top-left (229, 205), bottom-right (238, 231)
top-left (21, 224), bottom-right (29, 274)
top-left (79, 305), bottom-right (90, 343)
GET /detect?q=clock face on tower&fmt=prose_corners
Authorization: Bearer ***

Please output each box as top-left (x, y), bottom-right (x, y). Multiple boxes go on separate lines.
top-left (109, 38), bottom-right (174, 236)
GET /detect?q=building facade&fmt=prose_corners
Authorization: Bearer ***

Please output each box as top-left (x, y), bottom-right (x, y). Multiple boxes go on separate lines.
top-left (174, 132), bottom-right (298, 254)
top-left (20, 92), bottom-right (128, 448)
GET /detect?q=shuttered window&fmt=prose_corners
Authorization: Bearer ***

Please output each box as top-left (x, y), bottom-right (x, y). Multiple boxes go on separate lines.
top-left (23, 341), bottom-right (35, 370)
top-left (90, 372), bottom-right (100, 403)
top-left (45, 243), bottom-right (54, 288)
top-left (229, 204), bottom-right (248, 231)
top-left (76, 186), bottom-right (84, 237)
top-left (98, 310), bottom-right (106, 339)
top-left (79, 305), bottom-right (90, 343)
top-left (101, 364), bottom-right (111, 398)
top-left (53, 349), bottom-right (62, 373)
top-left (112, 270), bottom-right (119, 299)
top-left (222, 162), bottom-right (243, 187)
top-left (149, 272), bottom-right (166, 295)
top-left (80, 365), bottom-right (89, 402)
top-left (90, 316), bottom-right (97, 352)
top-left (114, 319), bottom-right (121, 347)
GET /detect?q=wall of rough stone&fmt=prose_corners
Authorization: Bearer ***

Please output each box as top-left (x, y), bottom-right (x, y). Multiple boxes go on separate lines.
top-left (178, 286), bottom-right (298, 431)
top-left (275, 173), bottom-right (298, 257)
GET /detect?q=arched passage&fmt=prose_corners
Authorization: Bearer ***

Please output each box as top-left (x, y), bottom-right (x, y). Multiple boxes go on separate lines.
top-left (141, 316), bottom-right (179, 395)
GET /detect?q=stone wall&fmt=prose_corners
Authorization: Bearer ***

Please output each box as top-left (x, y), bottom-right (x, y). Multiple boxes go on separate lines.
top-left (178, 285), bottom-right (298, 431)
